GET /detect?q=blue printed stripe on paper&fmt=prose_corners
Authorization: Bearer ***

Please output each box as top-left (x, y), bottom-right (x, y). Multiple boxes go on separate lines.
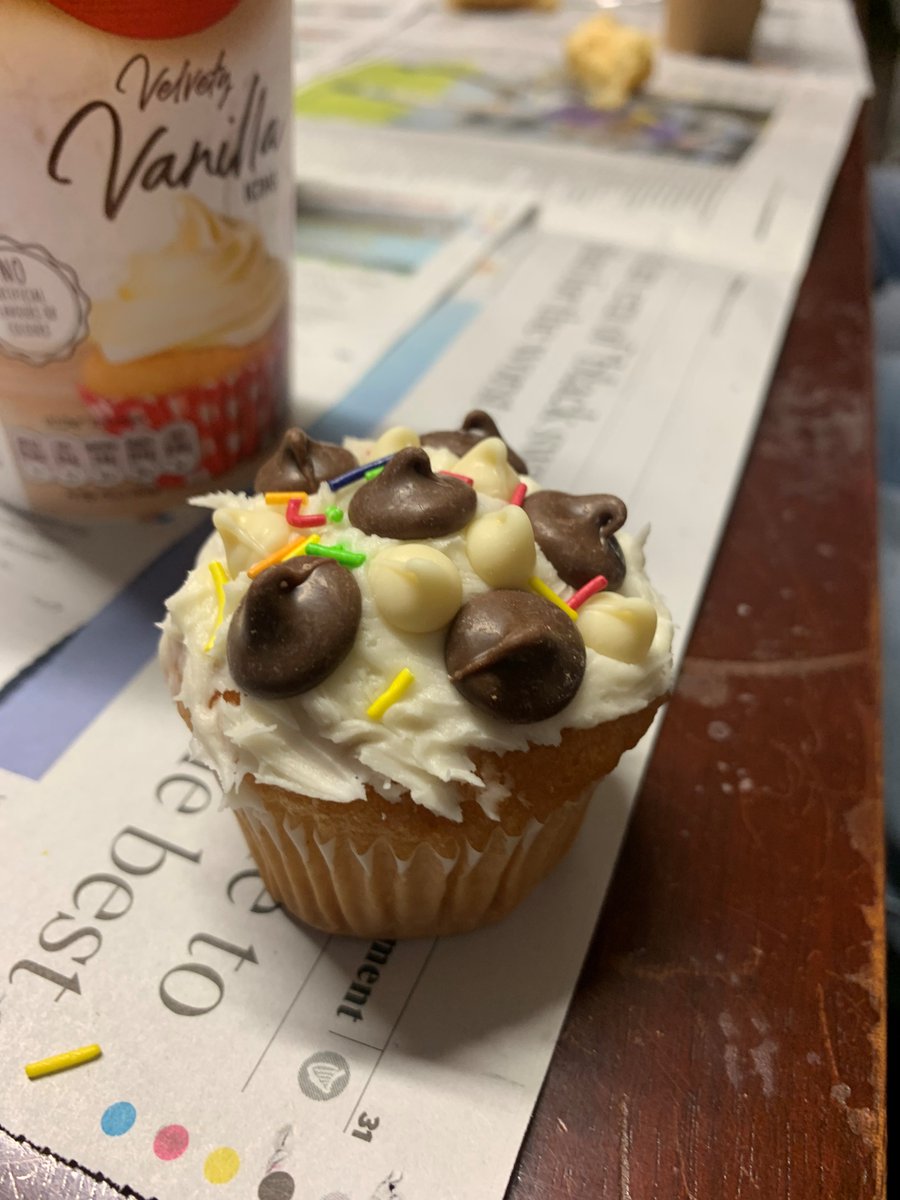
top-left (310, 298), bottom-right (479, 444)
top-left (0, 526), bottom-right (207, 781)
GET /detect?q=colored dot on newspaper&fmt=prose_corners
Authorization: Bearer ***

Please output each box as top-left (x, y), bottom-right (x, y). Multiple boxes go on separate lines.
top-left (204, 1147), bottom-right (240, 1185)
top-left (154, 1124), bottom-right (189, 1161)
top-left (258, 1171), bottom-right (296, 1199)
top-left (100, 1101), bottom-right (136, 1137)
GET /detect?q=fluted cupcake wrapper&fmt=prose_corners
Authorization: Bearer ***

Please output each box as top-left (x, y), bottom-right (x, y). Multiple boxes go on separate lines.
top-left (233, 785), bottom-right (592, 940)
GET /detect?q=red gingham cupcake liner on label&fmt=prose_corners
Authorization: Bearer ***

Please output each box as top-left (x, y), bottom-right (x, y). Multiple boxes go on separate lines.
top-left (80, 339), bottom-right (285, 488)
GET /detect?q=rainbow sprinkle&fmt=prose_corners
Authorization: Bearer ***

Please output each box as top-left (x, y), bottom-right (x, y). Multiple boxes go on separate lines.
top-left (283, 534), bottom-right (320, 561)
top-left (439, 470), bottom-right (474, 485)
top-left (510, 483), bottom-right (527, 507)
top-left (364, 465), bottom-right (385, 480)
top-left (568, 575), bottom-right (608, 611)
top-left (25, 1044), bottom-right (102, 1080)
top-left (264, 491), bottom-right (307, 506)
top-left (367, 668), bottom-right (414, 721)
top-left (306, 542), bottom-right (366, 568)
top-left (248, 538), bottom-right (304, 579)
top-left (326, 505), bottom-right (344, 523)
top-left (204, 561), bottom-right (229, 652)
top-left (529, 576), bottom-right (577, 621)
top-left (286, 498), bottom-right (326, 529)
top-left (327, 455), bottom-right (393, 491)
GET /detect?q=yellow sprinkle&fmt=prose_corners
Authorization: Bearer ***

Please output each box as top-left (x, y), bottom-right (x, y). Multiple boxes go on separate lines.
top-left (367, 668), bottom-right (414, 721)
top-left (204, 561), bottom-right (229, 652)
top-left (283, 533), bottom-right (320, 561)
top-left (265, 491), bottom-right (307, 506)
top-left (25, 1043), bottom-right (102, 1080)
top-left (529, 576), bottom-right (577, 621)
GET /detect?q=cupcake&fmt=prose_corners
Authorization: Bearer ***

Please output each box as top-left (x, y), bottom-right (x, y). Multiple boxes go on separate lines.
top-left (80, 197), bottom-right (287, 486)
top-left (159, 413), bottom-right (673, 938)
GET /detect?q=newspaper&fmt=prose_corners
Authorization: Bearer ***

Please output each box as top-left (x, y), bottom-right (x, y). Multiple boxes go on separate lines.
top-left (293, 0), bottom-right (427, 84)
top-left (0, 3), bottom-right (867, 1199)
top-left (0, 502), bottom-right (199, 692)
top-left (293, 179), bottom-right (533, 419)
top-left (295, 1), bottom-right (863, 273)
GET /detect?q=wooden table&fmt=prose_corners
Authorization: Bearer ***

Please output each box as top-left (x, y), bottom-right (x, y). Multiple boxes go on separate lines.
top-left (0, 117), bottom-right (886, 1199)
top-left (510, 115), bottom-right (887, 1200)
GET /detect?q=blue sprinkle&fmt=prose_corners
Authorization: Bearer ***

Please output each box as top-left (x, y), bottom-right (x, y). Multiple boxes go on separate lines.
top-left (327, 455), bottom-right (393, 491)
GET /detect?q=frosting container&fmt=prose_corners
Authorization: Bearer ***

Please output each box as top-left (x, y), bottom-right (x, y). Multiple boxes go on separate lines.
top-left (160, 415), bottom-right (675, 938)
top-left (0, 0), bottom-right (292, 518)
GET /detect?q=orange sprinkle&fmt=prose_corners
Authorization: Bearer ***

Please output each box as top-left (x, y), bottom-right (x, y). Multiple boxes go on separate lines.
top-left (247, 538), bottom-right (304, 579)
top-left (265, 491), bottom-right (307, 506)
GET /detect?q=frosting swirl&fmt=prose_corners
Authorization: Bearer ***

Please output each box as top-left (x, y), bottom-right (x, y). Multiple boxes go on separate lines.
top-left (90, 197), bottom-right (286, 362)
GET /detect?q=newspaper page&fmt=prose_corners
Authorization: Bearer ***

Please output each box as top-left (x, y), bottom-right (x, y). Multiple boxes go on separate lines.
top-left (295, 1), bottom-right (863, 273)
top-left (293, 179), bottom-right (533, 419)
top-left (293, 0), bottom-right (427, 85)
top-left (0, 4), bottom-right (867, 1199)
top-left (0, 502), bottom-right (200, 691)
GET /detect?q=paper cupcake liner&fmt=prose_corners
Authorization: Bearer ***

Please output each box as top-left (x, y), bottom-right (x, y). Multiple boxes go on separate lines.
top-left (233, 786), bottom-right (592, 939)
top-left (79, 340), bottom-right (283, 487)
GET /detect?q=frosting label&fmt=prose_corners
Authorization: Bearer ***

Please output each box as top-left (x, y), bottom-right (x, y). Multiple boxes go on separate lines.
top-left (0, 0), bottom-right (292, 518)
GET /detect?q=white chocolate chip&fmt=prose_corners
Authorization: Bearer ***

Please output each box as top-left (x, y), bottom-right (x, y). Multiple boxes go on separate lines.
top-left (369, 543), bottom-right (462, 633)
top-left (465, 506), bottom-right (536, 588)
top-left (577, 592), bottom-right (658, 664)
top-left (371, 426), bottom-right (421, 457)
top-left (454, 437), bottom-right (520, 501)
top-left (213, 507), bottom-right (292, 577)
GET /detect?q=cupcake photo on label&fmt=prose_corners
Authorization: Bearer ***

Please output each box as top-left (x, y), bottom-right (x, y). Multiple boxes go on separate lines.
top-left (80, 197), bottom-right (287, 487)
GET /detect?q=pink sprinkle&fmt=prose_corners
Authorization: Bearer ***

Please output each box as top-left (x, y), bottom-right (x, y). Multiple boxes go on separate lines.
top-left (439, 470), bottom-right (474, 485)
top-left (568, 575), bottom-right (608, 611)
top-left (286, 499), bottom-right (326, 529)
top-left (510, 483), bottom-right (527, 507)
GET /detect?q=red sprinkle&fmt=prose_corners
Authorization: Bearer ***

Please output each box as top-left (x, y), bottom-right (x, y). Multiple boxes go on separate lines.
top-left (286, 499), bottom-right (326, 529)
top-left (439, 470), bottom-right (475, 485)
top-left (568, 575), bottom-right (609, 611)
top-left (510, 483), bottom-right (528, 507)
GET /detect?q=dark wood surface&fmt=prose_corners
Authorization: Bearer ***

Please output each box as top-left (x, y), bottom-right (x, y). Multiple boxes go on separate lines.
top-left (508, 116), bottom-right (887, 1200)
top-left (0, 118), bottom-right (886, 1200)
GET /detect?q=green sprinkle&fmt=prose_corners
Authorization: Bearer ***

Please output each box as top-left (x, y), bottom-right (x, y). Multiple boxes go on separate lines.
top-left (325, 505), bottom-right (344, 523)
top-left (306, 543), bottom-right (366, 568)
top-left (364, 465), bottom-right (385, 480)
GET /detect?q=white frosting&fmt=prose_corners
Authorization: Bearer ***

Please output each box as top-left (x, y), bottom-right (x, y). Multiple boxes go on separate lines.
top-left (90, 197), bottom-right (286, 362)
top-left (160, 456), bottom-right (673, 822)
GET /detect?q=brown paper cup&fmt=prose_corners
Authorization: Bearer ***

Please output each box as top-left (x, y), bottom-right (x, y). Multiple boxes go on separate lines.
top-left (664, 0), bottom-right (762, 60)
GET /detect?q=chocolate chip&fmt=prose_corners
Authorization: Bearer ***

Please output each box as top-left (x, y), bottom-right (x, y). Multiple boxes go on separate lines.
top-left (523, 490), bottom-right (627, 590)
top-left (254, 428), bottom-right (356, 494)
top-left (348, 446), bottom-right (476, 539)
top-left (445, 590), bottom-right (586, 723)
top-left (421, 410), bottom-right (528, 474)
top-left (227, 557), bottom-right (361, 699)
